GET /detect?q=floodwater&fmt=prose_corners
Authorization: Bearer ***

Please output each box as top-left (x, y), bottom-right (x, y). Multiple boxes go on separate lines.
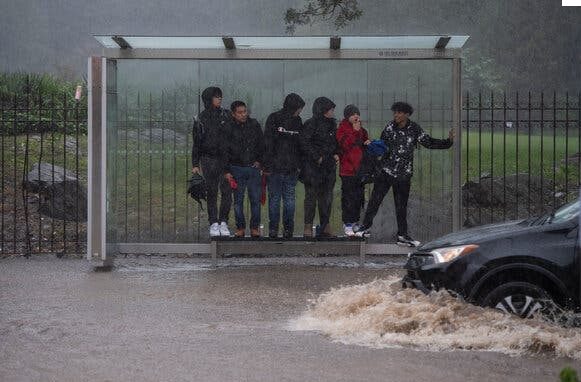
top-left (1, 255), bottom-right (580, 382)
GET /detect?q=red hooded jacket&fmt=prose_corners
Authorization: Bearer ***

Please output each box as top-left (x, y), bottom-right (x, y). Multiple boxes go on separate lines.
top-left (336, 119), bottom-right (369, 176)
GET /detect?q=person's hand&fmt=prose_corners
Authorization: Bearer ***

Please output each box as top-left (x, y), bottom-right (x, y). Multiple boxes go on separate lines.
top-left (317, 156), bottom-right (323, 165)
top-left (224, 173), bottom-right (233, 180)
top-left (252, 161), bottom-right (261, 169)
top-left (333, 154), bottom-right (340, 164)
top-left (448, 129), bottom-right (456, 142)
top-left (363, 139), bottom-right (371, 145)
top-left (192, 166), bottom-right (200, 174)
top-left (353, 120), bottom-right (362, 131)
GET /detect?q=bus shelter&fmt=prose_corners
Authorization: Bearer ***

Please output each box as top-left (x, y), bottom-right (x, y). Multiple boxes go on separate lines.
top-left (88, 35), bottom-right (469, 268)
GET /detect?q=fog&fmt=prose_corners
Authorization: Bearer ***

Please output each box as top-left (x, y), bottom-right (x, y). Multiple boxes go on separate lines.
top-left (1, 0), bottom-right (580, 91)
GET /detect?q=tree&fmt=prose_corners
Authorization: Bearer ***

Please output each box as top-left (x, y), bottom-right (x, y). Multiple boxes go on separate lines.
top-left (284, 0), bottom-right (362, 34)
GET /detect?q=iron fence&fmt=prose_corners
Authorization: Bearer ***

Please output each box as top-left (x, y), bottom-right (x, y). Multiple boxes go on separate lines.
top-left (0, 87), bottom-right (579, 254)
top-left (0, 86), bottom-right (87, 255)
top-left (463, 92), bottom-right (580, 227)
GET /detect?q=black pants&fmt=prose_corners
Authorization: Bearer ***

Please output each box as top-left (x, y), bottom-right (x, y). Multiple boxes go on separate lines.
top-left (200, 156), bottom-right (232, 225)
top-left (304, 171), bottom-right (335, 229)
top-left (341, 176), bottom-right (364, 224)
top-left (361, 172), bottom-right (411, 235)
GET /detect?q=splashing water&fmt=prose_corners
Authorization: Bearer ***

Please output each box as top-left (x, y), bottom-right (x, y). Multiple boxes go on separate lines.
top-left (290, 277), bottom-right (581, 359)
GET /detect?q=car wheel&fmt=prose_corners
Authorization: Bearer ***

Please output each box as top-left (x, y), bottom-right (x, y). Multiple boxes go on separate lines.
top-left (481, 281), bottom-right (557, 319)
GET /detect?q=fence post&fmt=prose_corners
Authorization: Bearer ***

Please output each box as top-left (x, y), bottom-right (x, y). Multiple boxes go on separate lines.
top-left (452, 58), bottom-right (462, 231)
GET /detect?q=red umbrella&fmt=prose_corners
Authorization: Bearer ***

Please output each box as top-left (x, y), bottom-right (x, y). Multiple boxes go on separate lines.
top-left (261, 174), bottom-right (267, 205)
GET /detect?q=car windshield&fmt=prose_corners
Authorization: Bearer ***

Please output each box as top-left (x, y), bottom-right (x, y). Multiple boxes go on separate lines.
top-left (550, 199), bottom-right (580, 224)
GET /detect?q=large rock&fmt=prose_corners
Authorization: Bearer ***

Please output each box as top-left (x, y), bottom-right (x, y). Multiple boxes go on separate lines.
top-left (22, 163), bottom-right (87, 222)
top-left (462, 174), bottom-right (566, 227)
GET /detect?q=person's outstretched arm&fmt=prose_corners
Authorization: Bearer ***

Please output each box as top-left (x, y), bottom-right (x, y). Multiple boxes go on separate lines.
top-left (417, 124), bottom-right (454, 149)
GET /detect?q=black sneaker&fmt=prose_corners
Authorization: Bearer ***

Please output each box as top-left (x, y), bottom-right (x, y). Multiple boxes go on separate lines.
top-left (397, 234), bottom-right (420, 247)
top-left (283, 230), bottom-right (293, 239)
top-left (269, 231), bottom-right (278, 239)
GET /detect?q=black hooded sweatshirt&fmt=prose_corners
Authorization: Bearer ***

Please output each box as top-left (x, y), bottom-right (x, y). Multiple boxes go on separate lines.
top-left (299, 97), bottom-right (338, 184)
top-left (191, 87), bottom-right (231, 167)
top-left (224, 116), bottom-right (264, 171)
top-left (263, 93), bottom-right (305, 175)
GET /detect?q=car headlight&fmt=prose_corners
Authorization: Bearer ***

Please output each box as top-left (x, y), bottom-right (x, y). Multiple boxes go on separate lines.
top-left (431, 245), bottom-right (479, 264)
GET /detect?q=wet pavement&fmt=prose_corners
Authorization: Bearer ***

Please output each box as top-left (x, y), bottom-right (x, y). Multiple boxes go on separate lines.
top-left (1, 255), bottom-right (580, 382)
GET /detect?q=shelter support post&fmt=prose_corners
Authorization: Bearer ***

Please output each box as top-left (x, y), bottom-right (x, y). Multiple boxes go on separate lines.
top-left (87, 56), bottom-right (112, 270)
top-left (452, 58), bottom-right (463, 231)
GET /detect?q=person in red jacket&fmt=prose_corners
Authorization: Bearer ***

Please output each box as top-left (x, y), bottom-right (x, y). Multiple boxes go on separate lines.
top-left (336, 105), bottom-right (370, 236)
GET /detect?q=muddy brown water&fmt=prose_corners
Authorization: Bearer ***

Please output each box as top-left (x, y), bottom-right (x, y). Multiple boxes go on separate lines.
top-left (1, 255), bottom-right (580, 382)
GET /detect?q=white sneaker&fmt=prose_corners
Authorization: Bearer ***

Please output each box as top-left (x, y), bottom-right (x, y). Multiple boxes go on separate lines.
top-left (353, 224), bottom-right (371, 238)
top-left (209, 223), bottom-right (220, 237)
top-left (219, 222), bottom-right (230, 236)
top-left (343, 224), bottom-right (355, 237)
top-left (397, 234), bottom-right (420, 247)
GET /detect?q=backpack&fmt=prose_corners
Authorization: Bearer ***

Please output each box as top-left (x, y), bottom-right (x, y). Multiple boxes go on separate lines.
top-left (357, 140), bottom-right (388, 184)
top-left (187, 173), bottom-right (207, 209)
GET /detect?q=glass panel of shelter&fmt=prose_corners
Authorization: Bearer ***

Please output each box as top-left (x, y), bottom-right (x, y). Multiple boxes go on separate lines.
top-left (106, 58), bottom-right (453, 246)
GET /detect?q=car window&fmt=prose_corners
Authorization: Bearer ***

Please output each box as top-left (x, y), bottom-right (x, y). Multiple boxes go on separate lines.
top-left (551, 200), bottom-right (579, 224)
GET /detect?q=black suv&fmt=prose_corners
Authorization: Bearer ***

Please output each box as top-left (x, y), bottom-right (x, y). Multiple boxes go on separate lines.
top-left (403, 199), bottom-right (579, 319)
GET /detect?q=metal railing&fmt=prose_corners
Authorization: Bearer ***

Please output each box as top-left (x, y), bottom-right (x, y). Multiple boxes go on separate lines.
top-left (463, 92), bottom-right (580, 227)
top-left (1, 89), bottom-right (579, 254)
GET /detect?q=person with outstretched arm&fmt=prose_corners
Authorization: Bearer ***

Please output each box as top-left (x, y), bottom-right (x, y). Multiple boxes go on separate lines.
top-left (355, 101), bottom-right (455, 247)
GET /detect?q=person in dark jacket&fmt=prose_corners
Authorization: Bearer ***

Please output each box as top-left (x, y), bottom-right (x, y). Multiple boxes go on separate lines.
top-left (191, 86), bottom-right (232, 237)
top-left (336, 105), bottom-right (370, 236)
top-left (224, 101), bottom-right (265, 238)
top-left (355, 101), bottom-right (455, 247)
top-left (263, 93), bottom-right (305, 238)
top-left (299, 97), bottom-right (339, 237)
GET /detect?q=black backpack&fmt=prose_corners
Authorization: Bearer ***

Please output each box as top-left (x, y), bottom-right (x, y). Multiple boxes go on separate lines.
top-left (187, 173), bottom-right (207, 209)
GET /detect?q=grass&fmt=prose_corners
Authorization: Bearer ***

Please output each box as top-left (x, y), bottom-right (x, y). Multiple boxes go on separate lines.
top-left (2, 128), bottom-right (578, 243)
top-left (463, 129), bottom-right (580, 186)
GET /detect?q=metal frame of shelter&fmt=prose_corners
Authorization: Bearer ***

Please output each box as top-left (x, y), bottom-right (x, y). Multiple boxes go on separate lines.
top-left (87, 35), bottom-right (468, 268)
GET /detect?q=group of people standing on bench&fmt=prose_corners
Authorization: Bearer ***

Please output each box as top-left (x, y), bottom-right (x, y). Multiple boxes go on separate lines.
top-left (192, 86), bottom-right (455, 247)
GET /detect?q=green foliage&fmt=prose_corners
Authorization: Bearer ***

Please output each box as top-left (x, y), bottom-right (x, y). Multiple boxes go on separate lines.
top-left (285, 0), bottom-right (362, 34)
top-left (560, 367), bottom-right (579, 382)
top-left (0, 72), bottom-right (87, 134)
top-left (462, 48), bottom-right (504, 94)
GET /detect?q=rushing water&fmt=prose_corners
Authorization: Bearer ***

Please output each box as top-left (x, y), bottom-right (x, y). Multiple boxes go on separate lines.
top-left (1, 255), bottom-right (580, 382)
top-left (291, 277), bottom-right (581, 359)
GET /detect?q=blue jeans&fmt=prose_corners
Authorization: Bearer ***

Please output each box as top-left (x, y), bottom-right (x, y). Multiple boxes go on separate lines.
top-left (230, 165), bottom-right (262, 229)
top-left (267, 173), bottom-right (297, 235)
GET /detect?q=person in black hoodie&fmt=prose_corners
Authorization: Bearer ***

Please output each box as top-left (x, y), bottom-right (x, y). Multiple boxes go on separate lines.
top-left (263, 93), bottom-right (306, 238)
top-left (191, 86), bottom-right (232, 237)
top-left (224, 101), bottom-right (265, 238)
top-left (299, 97), bottom-right (339, 237)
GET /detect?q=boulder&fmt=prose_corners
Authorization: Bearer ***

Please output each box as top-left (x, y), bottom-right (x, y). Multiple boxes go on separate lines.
top-left (22, 163), bottom-right (87, 222)
top-left (462, 173), bottom-right (566, 227)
